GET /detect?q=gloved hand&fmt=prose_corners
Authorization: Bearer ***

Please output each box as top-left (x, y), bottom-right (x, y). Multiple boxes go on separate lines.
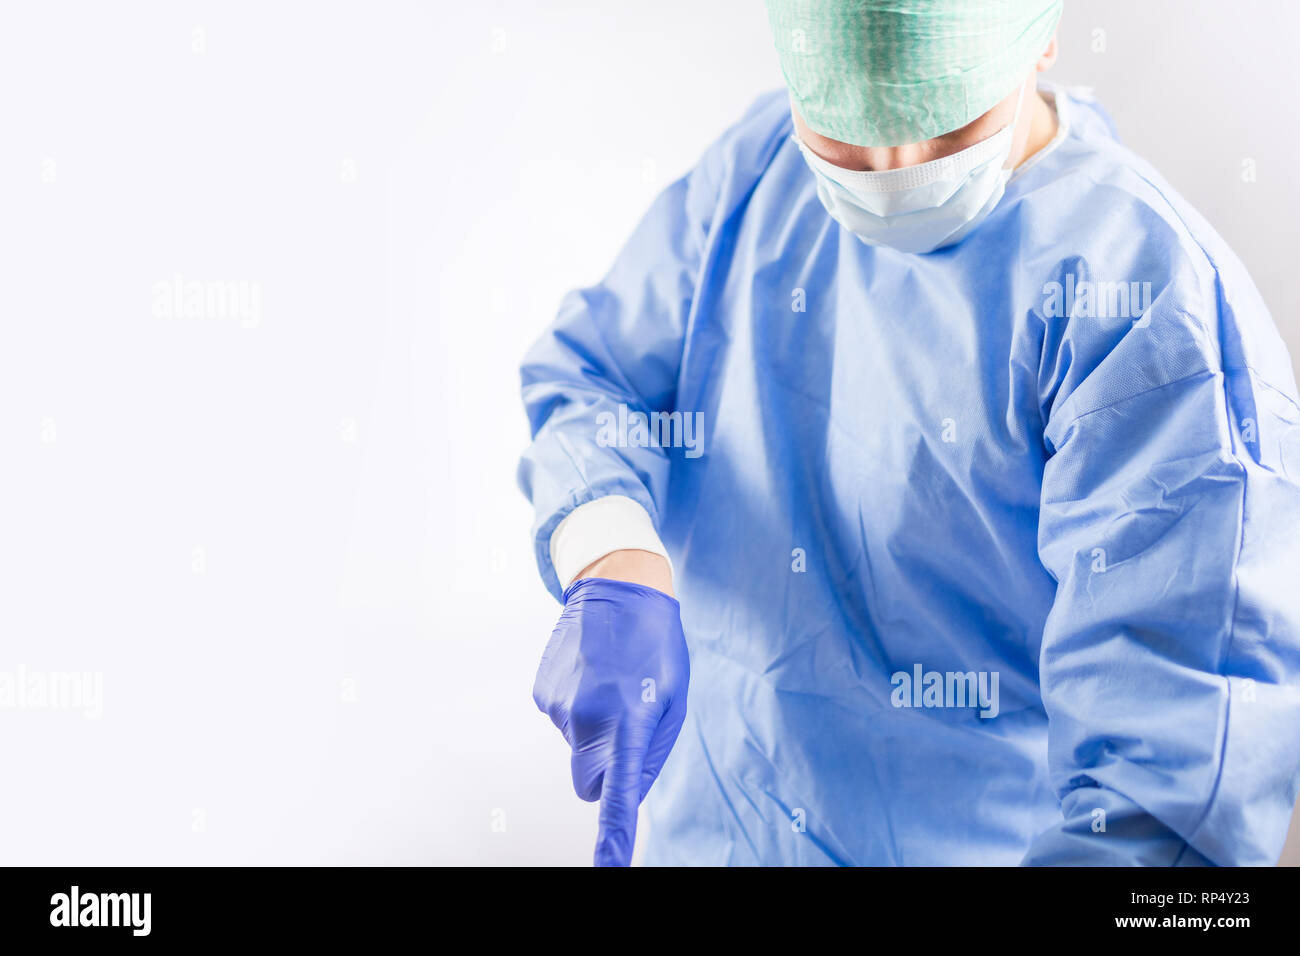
top-left (532, 576), bottom-right (690, 866)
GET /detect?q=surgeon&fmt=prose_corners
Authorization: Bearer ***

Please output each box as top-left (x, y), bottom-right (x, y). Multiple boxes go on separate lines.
top-left (518, 0), bottom-right (1300, 866)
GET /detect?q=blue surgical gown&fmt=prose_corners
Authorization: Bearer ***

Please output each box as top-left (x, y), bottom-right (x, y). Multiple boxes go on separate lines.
top-left (517, 86), bottom-right (1300, 865)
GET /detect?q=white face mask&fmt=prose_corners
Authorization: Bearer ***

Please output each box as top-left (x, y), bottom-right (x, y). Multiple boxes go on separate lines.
top-left (794, 85), bottom-right (1026, 254)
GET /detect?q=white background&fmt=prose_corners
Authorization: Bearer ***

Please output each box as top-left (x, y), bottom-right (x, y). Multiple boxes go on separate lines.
top-left (2, 1), bottom-right (1297, 865)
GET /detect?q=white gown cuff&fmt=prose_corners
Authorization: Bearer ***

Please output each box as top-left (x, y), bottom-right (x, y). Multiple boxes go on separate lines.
top-left (549, 495), bottom-right (673, 590)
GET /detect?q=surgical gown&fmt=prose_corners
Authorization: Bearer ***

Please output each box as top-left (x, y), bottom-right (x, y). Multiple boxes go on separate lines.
top-left (517, 86), bottom-right (1300, 865)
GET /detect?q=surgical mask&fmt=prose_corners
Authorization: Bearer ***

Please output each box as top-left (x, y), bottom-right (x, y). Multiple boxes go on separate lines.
top-left (794, 85), bottom-right (1026, 254)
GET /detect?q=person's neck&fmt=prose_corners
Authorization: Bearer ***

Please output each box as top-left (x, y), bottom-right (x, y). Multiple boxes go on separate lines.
top-left (1013, 89), bottom-right (1059, 168)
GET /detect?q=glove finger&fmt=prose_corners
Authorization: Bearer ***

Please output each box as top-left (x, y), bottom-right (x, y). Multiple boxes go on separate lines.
top-left (531, 619), bottom-right (571, 714)
top-left (638, 693), bottom-right (687, 802)
top-left (593, 729), bottom-right (649, 867)
top-left (570, 744), bottom-right (606, 803)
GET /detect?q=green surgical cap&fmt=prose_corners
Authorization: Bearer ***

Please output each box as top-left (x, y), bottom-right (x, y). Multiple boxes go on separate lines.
top-left (764, 0), bottom-right (1063, 146)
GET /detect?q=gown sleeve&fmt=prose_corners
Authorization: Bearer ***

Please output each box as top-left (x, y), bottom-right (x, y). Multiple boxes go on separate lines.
top-left (517, 150), bottom-right (720, 600)
top-left (1025, 278), bottom-right (1300, 866)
